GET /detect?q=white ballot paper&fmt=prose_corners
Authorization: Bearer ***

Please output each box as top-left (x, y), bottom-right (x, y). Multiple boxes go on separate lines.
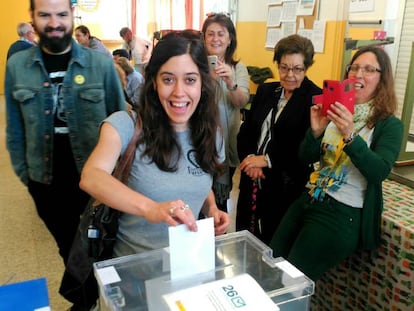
top-left (168, 217), bottom-right (215, 280)
top-left (163, 273), bottom-right (279, 311)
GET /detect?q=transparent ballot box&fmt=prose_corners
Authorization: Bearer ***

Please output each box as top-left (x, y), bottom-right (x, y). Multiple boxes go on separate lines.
top-left (93, 230), bottom-right (314, 311)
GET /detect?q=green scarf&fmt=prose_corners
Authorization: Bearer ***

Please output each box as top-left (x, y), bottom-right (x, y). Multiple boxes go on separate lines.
top-left (353, 101), bottom-right (373, 132)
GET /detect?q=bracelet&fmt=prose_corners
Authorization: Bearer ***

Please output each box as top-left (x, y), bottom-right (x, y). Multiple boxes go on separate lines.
top-left (343, 132), bottom-right (356, 144)
top-left (228, 83), bottom-right (238, 91)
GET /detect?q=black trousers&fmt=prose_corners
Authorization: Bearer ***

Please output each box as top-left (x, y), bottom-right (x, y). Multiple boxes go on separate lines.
top-left (27, 134), bottom-right (90, 264)
top-left (216, 166), bottom-right (237, 213)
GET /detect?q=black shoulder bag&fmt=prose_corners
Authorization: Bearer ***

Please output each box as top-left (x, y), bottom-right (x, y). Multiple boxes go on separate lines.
top-left (59, 113), bottom-right (142, 308)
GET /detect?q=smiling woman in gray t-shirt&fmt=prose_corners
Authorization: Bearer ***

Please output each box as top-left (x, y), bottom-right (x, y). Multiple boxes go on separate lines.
top-left (80, 30), bottom-right (230, 257)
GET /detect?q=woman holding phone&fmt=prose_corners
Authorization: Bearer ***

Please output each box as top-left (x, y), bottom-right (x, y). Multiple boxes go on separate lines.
top-left (270, 45), bottom-right (403, 280)
top-left (202, 13), bottom-right (250, 213)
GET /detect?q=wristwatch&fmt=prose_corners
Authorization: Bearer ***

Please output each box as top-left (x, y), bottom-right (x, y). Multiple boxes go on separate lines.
top-left (343, 132), bottom-right (356, 144)
top-left (228, 83), bottom-right (238, 91)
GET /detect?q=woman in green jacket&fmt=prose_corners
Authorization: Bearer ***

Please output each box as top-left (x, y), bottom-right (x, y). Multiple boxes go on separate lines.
top-left (270, 45), bottom-right (403, 280)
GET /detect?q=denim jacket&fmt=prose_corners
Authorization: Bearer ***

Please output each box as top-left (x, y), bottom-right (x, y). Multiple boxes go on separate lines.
top-left (5, 39), bottom-right (126, 185)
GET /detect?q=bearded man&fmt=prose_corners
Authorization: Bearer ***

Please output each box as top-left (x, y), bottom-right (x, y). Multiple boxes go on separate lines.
top-left (5, 0), bottom-right (125, 304)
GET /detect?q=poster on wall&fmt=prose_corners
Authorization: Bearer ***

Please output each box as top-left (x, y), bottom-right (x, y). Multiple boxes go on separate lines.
top-left (349, 0), bottom-right (375, 13)
top-left (297, 20), bottom-right (325, 53)
top-left (297, 0), bottom-right (316, 16)
top-left (281, 22), bottom-right (296, 37)
top-left (265, 28), bottom-right (281, 48)
top-left (267, 6), bottom-right (282, 27)
top-left (311, 20), bottom-right (326, 53)
top-left (280, 1), bottom-right (298, 22)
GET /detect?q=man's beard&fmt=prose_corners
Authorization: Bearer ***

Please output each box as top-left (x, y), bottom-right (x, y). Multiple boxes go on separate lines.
top-left (37, 25), bottom-right (73, 54)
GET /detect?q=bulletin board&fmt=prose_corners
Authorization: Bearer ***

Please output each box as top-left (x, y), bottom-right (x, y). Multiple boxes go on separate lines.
top-left (265, 0), bottom-right (325, 53)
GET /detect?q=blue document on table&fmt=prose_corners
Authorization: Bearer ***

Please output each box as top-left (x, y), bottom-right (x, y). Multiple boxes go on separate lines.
top-left (0, 277), bottom-right (50, 310)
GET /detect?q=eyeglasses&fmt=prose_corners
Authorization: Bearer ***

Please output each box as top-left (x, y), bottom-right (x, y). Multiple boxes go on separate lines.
top-left (346, 64), bottom-right (381, 75)
top-left (278, 64), bottom-right (305, 75)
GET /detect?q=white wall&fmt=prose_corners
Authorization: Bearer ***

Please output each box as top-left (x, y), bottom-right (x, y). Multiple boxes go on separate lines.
top-left (237, 0), bottom-right (267, 22)
top-left (348, 0), bottom-right (386, 22)
top-left (318, 0), bottom-right (348, 20)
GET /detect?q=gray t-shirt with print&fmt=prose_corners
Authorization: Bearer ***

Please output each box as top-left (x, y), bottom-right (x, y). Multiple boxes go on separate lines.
top-left (105, 111), bottom-right (224, 256)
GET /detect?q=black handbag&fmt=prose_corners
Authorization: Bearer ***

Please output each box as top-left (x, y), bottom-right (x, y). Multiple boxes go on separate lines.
top-left (59, 113), bottom-right (142, 308)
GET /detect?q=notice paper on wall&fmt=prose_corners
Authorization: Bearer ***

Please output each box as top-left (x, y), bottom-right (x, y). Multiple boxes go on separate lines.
top-left (163, 273), bottom-right (280, 311)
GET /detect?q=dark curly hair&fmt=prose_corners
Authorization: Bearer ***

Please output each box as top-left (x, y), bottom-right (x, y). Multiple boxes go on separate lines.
top-left (136, 30), bottom-right (224, 176)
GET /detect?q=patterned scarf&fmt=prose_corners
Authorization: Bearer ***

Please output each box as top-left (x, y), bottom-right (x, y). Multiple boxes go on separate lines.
top-left (353, 101), bottom-right (373, 132)
top-left (308, 101), bottom-right (373, 201)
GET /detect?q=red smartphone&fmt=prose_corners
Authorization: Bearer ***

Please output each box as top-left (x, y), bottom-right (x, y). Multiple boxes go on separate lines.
top-left (313, 78), bottom-right (355, 116)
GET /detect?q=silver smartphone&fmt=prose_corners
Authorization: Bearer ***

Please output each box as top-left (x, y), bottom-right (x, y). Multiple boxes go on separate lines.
top-left (208, 55), bottom-right (218, 71)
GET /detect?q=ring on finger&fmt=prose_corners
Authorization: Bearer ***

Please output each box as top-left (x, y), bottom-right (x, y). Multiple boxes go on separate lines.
top-left (180, 204), bottom-right (190, 211)
top-left (169, 206), bottom-right (177, 216)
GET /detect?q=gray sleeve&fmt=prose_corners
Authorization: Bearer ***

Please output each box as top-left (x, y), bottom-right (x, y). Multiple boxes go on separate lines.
top-left (104, 110), bottom-right (135, 154)
top-left (235, 61), bottom-right (250, 96)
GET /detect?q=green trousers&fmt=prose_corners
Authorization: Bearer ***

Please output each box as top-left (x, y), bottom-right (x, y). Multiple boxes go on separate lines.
top-left (269, 192), bottom-right (361, 281)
